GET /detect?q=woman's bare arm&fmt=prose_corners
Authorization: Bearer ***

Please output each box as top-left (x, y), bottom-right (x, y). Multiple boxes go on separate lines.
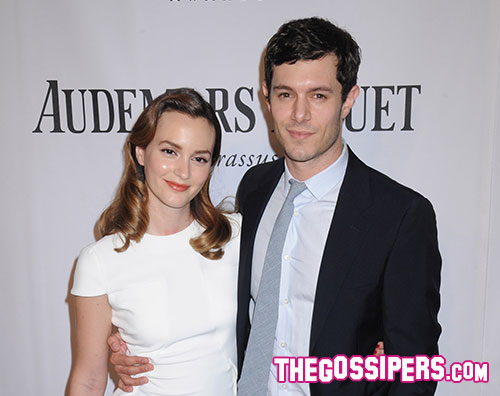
top-left (68, 295), bottom-right (112, 396)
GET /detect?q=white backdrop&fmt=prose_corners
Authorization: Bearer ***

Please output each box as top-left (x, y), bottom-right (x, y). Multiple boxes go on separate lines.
top-left (1, 0), bottom-right (499, 395)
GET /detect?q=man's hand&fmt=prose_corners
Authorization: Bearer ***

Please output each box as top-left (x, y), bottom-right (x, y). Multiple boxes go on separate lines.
top-left (107, 332), bottom-right (154, 393)
top-left (373, 341), bottom-right (385, 356)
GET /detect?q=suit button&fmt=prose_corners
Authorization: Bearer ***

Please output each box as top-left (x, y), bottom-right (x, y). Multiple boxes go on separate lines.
top-left (284, 254), bottom-right (290, 261)
top-left (280, 341), bottom-right (286, 348)
top-left (282, 384), bottom-right (287, 390)
top-left (283, 298), bottom-right (289, 304)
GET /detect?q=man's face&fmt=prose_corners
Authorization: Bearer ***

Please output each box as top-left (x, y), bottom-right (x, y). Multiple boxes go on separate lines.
top-left (263, 54), bottom-right (359, 177)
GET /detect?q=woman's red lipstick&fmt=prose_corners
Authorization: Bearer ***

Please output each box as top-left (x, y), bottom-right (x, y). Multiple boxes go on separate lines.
top-left (165, 180), bottom-right (190, 192)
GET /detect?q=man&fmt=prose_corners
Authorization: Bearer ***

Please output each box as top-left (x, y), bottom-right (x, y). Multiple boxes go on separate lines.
top-left (109, 17), bottom-right (441, 395)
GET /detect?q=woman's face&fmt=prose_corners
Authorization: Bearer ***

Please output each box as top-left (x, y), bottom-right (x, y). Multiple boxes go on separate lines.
top-left (136, 111), bottom-right (215, 219)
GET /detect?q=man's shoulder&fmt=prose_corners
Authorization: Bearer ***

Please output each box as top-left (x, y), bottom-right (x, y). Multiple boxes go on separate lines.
top-left (350, 151), bottom-right (434, 211)
top-left (242, 158), bottom-right (283, 181)
top-left (369, 164), bottom-right (422, 198)
top-left (238, 158), bottom-right (284, 192)
top-left (236, 159), bottom-right (283, 212)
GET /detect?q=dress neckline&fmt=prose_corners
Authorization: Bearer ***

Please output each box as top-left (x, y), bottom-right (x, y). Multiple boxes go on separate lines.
top-left (143, 219), bottom-right (198, 240)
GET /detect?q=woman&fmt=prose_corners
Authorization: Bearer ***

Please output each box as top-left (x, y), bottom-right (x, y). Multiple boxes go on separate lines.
top-left (68, 88), bottom-right (240, 396)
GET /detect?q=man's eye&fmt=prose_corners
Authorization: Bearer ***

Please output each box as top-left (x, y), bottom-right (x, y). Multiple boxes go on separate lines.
top-left (278, 92), bottom-right (290, 98)
top-left (314, 93), bottom-right (327, 100)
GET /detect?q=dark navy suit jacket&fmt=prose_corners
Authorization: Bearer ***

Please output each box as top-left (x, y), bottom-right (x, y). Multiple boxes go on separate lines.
top-left (236, 147), bottom-right (441, 395)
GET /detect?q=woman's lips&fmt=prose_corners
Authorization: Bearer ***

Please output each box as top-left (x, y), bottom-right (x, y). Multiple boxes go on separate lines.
top-left (165, 180), bottom-right (190, 192)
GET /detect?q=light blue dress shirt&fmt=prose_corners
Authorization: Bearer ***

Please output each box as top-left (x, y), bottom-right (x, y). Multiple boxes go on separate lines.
top-left (250, 143), bottom-right (349, 395)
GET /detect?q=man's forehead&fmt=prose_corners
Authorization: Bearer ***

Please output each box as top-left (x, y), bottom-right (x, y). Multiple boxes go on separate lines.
top-left (270, 55), bottom-right (340, 90)
top-left (274, 53), bottom-right (339, 70)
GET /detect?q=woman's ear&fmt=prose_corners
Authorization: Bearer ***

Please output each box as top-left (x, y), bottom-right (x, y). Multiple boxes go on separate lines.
top-left (135, 145), bottom-right (145, 166)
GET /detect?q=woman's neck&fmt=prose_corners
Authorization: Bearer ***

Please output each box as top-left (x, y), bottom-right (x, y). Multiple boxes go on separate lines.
top-left (146, 202), bottom-right (193, 236)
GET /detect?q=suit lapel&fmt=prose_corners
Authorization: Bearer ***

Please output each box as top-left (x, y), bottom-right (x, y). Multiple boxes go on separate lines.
top-left (237, 159), bottom-right (284, 370)
top-left (240, 159), bottom-right (285, 267)
top-left (310, 148), bottom-right (373, 351)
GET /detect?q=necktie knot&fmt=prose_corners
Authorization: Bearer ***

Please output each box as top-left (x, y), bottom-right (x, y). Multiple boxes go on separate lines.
top-left (287, 179), bottom-right (307, 202)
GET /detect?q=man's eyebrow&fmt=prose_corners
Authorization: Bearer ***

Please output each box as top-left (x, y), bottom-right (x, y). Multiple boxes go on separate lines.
top-left (310, 86), bottom-right (334, 93)
top-left (272, 85), bottom-right (293, 91)
top-left (272, 85), bottom-right (334, 92)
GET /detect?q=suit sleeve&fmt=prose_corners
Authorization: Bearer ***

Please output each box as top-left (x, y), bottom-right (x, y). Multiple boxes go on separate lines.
top-left (235, 166), bottom-right (254, 216)
top-left (383, 196), bottom-right (442, 395)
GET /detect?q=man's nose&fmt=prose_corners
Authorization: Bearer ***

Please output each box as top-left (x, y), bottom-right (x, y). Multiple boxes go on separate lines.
top-left (291, 96), bottom-right (311, 123)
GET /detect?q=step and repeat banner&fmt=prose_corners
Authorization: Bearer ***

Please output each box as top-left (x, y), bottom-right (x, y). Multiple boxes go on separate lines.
top-left (1, 0), bottom-right (499, 395)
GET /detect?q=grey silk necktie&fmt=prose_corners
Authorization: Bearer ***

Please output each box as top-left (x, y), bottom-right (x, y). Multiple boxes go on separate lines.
top-left (238, 179), bottom-right (307, 396)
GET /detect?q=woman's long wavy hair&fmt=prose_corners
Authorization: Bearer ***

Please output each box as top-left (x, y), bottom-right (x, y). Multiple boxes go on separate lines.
top-left (95, 88), bottom-right (232, 260)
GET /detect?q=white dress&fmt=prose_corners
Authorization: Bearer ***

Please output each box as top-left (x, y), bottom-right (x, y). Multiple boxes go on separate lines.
top-left (71, 213), bottom-right (241, 396)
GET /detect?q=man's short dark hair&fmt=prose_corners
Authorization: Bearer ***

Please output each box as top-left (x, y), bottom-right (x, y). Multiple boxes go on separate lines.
top-left (264, 17), bottom-right (361, 102)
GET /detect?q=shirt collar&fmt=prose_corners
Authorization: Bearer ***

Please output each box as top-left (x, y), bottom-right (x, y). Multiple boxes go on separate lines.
top-left (283, 141), bottom-right (349, 200)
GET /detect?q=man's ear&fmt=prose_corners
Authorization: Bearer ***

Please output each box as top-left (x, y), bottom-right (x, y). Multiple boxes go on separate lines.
top-left (262, 81), bottom-right (271, 111)
top-left (135, 145), bottom-right (145, 166)
top-left (341, 85), bottom-right (360, 119)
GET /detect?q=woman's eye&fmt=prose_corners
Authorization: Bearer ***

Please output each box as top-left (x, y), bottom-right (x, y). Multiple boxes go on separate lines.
top-left (162, 148), bottom-right (175, 155)
top-left (194, 156), bottom-right (209, 163)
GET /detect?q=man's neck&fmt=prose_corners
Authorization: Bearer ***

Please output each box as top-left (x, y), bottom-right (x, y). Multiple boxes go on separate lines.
top-left (285, 142), bottom-right (344, 181)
